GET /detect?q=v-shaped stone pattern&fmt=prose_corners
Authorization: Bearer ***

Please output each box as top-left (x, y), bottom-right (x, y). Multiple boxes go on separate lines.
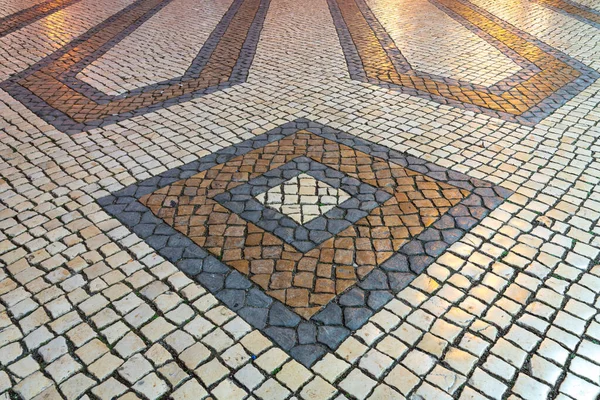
top-left (0, 0), bottom-right (83, 38)
top-left (329, 0), bottom-right (599, 125)
top-left (1, 0), bottom-right (269, 132)
top-left (139, 131), bottom-right (469, 319)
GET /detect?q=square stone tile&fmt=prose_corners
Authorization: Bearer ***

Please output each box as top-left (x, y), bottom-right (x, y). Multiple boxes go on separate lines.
top-left (255, 378), bottom-right (291, 400)
top-left (171, 379), bottom-right (209, 400)
top-left (234, 364), bottom-right (266, 391)
top-left (195, 358), bottom-right (230, 387)
top-left (338, 369), bottom-right (377, 400)
top-left (132, 373), bottom-right (169, 400)
top-left (211, 379), bottom-right (247, 400)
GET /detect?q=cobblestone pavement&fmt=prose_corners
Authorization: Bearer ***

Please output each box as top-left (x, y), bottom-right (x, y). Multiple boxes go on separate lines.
top-left (1, 0), bottom-right (600, 399)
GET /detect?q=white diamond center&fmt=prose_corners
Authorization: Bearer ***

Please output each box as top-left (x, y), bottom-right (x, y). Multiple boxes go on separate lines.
top-left (254, 173), bottom-right (352, 224)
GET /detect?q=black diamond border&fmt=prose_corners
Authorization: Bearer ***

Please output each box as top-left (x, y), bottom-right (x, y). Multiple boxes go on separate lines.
top-left (98, 119), bottom-right (512, 367)
top-left (213, 156), bottom-right (393, 253)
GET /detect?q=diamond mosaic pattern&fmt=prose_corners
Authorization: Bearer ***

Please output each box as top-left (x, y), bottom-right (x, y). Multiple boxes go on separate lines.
top-left (99, 120), bottom-right (510, 367)
top-left (255, 173), bottom-right (352, 224)
top-left (137, 128), bottom-right (475, 319)
top-left (3, 0), bottom-right (600, 398)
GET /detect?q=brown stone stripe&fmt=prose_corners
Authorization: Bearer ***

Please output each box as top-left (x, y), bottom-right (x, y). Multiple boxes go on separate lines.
top-left (140, 131), bottom-right (469, 319)
top-left (534, 0), bottom-right (600, 26)
top-left (16, 0), bottom-right (262, 123)
top-left (334, 0), bottom-right (581, 116)
top-left (0, 0), bottom-right (82, 38)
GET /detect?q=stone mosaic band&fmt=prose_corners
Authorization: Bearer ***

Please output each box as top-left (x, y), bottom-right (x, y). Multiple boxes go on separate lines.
top-left (533, 0), bottom-right (600, 29)
top-left (0, 0), bottom-right (270, 133)
top-left (328, 0), bottom-right (600, 125)
top-left (0, 0), bottom-right (83, 38)
top-left (98, 119), bottom-right (512, 367)
top-left (1, 0), bottom-right (597, 135)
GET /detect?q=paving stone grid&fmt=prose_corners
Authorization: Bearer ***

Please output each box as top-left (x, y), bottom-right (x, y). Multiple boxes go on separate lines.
top-left (328, 0), bottom-right (600, 126)
top-left (98, 119), bottom-right (510, 367)
top-left (0, 0), bottom-right (270, 133)
top-left (530, 0), bottom-right (600, 28)
top-left (0, 0), bottom-right (83, 38)
top-left (2, 0), bottom-right (600, 399)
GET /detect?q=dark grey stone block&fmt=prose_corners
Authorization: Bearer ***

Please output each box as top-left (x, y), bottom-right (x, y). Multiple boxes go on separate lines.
top-left (359, 269), bottom-right (389, 290)
top-left (381, 254), bottom-right (409, 272)
top-left (367, 291), bottom-right (393, 310)
top-left (177, 259), bottom-right (203, 275)
top-left (409, 256), bottom-right (433, 274)
top-left (196, 273), bottom-right (224, 292)
top-left (339, 288), bottom-right (366, 307)
top-left (217, 289), bottom-right (245, 310)
top-left (239, 307), bottom-right (268, 329)
top-left (298, 322), bottom-right (317, 344)
top-left (442, 229), bottom-right (463, 244)
top-left (388, 272), bottom-right (415, 292)
top-left (344, 308), bottom-right (373, 330)
top-left (269, 303), bottom-right (301, 327)
top-left (317, 326), bottom-right (350, 349)
top-left (265, 327), bottom-right (297, 351)
top-left (313, 303), bottom-right (343, 326)
top-left (425, 241), bottom-right (447, 257)
top-left (290, 345), bottom-right (327, 368)
top-left (202, 257), bottom-right (229, 273)
top-left (246, 288), bottom-right (272, 308)
top-left (226, 271), bottom-right (253, 289)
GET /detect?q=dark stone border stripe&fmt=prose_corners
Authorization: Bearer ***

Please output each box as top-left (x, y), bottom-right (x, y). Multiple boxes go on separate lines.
top-left (350, 0), bottom-right (542, 93)
top-left (327, 0), bottom-right (600, 125)
top-left (0, 0), bottom-right (83, 38)
top-left (98, 119), bottom-right (512, 367)
top-left (0, 0), bottom-right (270, 134)
top-left (531, 0), bottom-right (600, 29)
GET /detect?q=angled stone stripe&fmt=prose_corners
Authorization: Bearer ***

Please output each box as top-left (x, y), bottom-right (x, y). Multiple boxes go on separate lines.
top-left (98, 119), bottom-right (512, 367)
top-left (0, 0), bottom-right (83, 38)
top-left (532, 0), bottom-right (600, 28)
top-left (0, 0), bottom-right (270, 133)
top-left (328, 0), bottom-right (599, 125)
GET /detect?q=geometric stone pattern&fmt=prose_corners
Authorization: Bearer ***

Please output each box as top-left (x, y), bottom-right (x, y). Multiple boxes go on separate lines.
top-left (140, 131), bottom-right (458, 318)
top-left (0, 0), bottom-right (270, 133)
top-left (213, 157), bottom-right (393, 253)
top-left (0, 0), bottom-right (82, 38)
top-left (365, 0), bottom-right (522, 88)
top-left (329, 0), bottom-right (600, 125)
top-left (76, 0), bottom-right (236, 96)
top-left (532, 0), bottom-right (600, 28)
top-left (99, 119), bottom-right (511, 366)
top-left (255, 173), bottom-right (351, 225)
top-left (3, 0), bottom-right (600, 398)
